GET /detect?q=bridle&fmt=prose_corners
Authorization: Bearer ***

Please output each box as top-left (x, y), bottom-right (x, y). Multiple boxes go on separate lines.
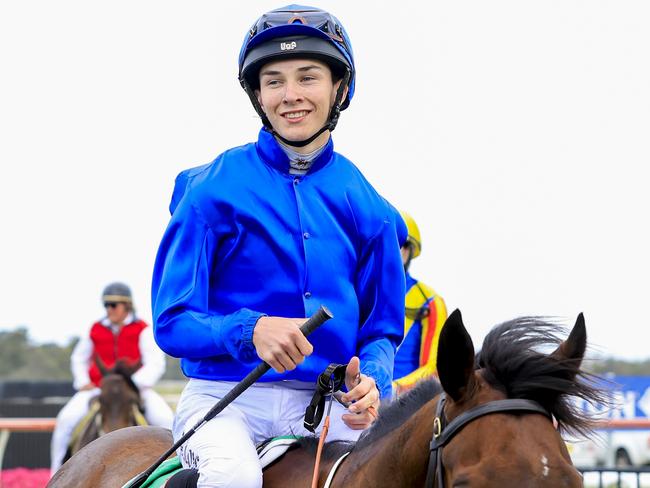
top-left (424, 392), bottom-right (552, 488)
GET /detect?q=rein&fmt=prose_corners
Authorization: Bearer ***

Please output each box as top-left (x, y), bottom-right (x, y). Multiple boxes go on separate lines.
top-left (424, 393), bottom-right (551, 488)
top-left (304, 364), bottom-right (348, 433)
top-left (305, 363), bottom-right (347, 488)
top-left (305, 363), bottom-right (378, 488)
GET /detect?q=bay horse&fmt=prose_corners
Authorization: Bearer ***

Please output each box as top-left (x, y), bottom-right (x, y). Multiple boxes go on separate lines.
top-left (48, 310), bottom-right (604, 487)
top-left (62, 358), bottom-right (145, 463)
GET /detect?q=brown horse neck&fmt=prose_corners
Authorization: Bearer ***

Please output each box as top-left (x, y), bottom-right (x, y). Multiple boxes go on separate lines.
top-left (334, 400), bottom-right (436, 487)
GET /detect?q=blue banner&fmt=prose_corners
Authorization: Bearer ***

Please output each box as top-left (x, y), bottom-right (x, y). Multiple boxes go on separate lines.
top-left (577, 375), bottom-right (650, 420)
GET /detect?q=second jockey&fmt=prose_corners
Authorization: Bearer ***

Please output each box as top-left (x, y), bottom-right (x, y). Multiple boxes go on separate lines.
top-left (50, 282), bottom-right (173, 474)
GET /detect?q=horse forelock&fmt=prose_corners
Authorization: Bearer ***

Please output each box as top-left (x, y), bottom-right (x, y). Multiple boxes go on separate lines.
top-left (475, 317), bottom-right (607, 436)
top-left (108, 363), bottom-right (140, 396)
top-left (99, 373), bottom-right (141, 418)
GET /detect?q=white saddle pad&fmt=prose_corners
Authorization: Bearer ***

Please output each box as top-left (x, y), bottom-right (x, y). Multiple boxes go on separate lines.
top-left (257, 436), bottom-right (300, 469)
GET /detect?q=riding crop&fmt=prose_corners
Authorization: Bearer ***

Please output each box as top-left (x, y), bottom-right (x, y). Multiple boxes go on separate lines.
top-left (126, 305), bottom-right (334, 488)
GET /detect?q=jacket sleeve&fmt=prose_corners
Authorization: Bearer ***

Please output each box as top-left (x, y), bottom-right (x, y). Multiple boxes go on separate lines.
top-left (355, 217), bottom-right (405, 399)
top-left (131, 326), bottom-right (167, 389)
top-left (151, 191), bottom-right (264, 364)
top-left (71, 335), bottom-right (93, 390)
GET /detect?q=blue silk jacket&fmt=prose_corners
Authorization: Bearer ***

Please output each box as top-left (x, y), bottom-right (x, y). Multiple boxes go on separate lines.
top-left (152, 128), bottom-right (405, 397)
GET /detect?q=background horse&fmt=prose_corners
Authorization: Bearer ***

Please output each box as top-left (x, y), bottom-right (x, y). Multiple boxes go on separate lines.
top-left (49, 310), bottom-right (604, 487)
top-left (62, 358), bottom-right (144, 463)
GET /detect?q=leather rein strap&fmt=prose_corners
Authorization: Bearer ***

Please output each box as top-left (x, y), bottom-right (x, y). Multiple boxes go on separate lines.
top-left (305, 363), bottom-right (348, 488)
top-left (304, 363), bottom-right (348, 433)
top-left (424, 393), bottom-right (551, 488)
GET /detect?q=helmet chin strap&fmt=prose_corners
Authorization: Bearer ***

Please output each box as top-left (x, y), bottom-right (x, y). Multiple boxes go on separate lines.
top-left (275, 123), bottom-right (330, 148)
top-left (242, 69), bottom-right (351, 149)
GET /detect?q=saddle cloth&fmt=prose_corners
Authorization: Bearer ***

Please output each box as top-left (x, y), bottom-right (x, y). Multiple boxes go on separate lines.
top-left (122, 436), bottom-right (300, 488)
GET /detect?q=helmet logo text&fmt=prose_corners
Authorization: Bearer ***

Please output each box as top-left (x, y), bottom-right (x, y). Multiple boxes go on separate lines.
top-left (280, 41), bottom-right (297, 51)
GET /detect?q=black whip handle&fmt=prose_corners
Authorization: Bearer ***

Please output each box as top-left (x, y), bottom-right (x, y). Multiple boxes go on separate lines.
top-left (127, 305), bottom-right (333, 488)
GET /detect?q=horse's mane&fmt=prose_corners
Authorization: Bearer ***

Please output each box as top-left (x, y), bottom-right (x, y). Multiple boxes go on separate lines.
top-left (355, 379), bottom-right (442, 450)
top-left (476, 317), bottom-right (607, 436)
top-left (293, 438), bottom-right (353, 463)
top-left (296, 379), bottom-right (442, 458)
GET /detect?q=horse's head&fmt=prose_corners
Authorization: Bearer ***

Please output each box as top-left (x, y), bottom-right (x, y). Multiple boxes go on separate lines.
top-left (266, 311), bottom-right (606, 488)
top-left (430, 309), bottom-right (600, 487)
top-left (96, 358), bottom-right (143, 432)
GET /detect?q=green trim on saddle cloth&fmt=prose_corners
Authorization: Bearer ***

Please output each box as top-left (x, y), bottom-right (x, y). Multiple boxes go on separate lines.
top-left (122, 457), bottom-right (182, 488)
top-left (68, 400), bottom-right (101, 450)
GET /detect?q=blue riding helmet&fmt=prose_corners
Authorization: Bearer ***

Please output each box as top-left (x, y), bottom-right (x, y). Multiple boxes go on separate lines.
top-left (238, 5), bottom-right (356, 147)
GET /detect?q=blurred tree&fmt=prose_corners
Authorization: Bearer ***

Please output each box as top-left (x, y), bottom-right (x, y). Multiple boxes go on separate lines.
top-left (11, 340), bottom-right (76, 380)
top-left (0, 327), bottom-right (30, 376)
top-left (0, 327), bottom-right (186, 380)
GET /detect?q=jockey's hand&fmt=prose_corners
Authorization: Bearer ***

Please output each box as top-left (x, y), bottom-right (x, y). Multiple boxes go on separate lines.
top-left (253, 316), bottom-right (314, 373)
top-left (79, 383), bottom-right (95, 391)
top-left (340, 356), bottom-right (380, 430)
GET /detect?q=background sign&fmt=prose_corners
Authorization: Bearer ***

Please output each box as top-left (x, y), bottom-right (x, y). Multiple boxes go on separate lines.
top-left (579, 376), bottom-right (650, 420)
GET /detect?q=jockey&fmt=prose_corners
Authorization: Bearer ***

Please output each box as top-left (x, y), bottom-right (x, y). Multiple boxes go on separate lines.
top-left (151, 5), bottom-right (405, 487)
top-left (392, 211), bottom-right (448, 394)
top-left (50, 282), bottom-right (173, 474)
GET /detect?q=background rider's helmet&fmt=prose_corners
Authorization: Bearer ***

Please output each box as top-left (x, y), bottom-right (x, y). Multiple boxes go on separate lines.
top-left (101, 282), bottom-right (133, 304)
top-left (399, 210), bottom-right (422, 259)
top-left (238, 5), bottom-right (355, 147)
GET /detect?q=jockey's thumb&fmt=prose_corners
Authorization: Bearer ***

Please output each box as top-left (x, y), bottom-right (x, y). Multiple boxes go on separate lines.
top-left (345, 356), bottom-right (361, 391)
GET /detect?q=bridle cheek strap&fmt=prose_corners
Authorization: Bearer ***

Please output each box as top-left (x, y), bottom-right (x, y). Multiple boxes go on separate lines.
top-left (425, 394), bottom-right (446, 488)
top-left (424, 393), bottom-right (552, 488)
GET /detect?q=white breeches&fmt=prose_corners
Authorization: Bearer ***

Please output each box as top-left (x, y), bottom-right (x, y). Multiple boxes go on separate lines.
top-left (173, 379), bottom-right (363, 488)
top-left (50, 387), bottom-right (173, 473)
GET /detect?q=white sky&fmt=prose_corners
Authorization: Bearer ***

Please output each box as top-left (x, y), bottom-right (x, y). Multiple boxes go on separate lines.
top-left (1, 1), bottom-right (649, 360)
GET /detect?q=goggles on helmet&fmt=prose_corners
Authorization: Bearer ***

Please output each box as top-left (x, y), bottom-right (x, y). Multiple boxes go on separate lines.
top-left (248, 9), bottom-right (349, 49)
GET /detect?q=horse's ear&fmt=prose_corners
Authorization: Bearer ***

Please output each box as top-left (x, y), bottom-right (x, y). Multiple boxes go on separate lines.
top-left (437, 309), bottom-right (476, 402)
top-left (550, 312), bottom-right (587, 373)
top-left (94, 355), bottom-right (109, 377)
top-left (129, 360), bottom-right (143, 376)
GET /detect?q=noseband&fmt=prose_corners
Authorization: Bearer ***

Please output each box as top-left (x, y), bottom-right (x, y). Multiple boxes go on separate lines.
top-left (424, 393), bottom-right (551, 488)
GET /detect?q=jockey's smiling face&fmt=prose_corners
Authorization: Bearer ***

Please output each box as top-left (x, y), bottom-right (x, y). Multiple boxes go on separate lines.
top-left (104, 301), bottom-right (129, 325)
top-left (255, 58), bottom-right (346, 152)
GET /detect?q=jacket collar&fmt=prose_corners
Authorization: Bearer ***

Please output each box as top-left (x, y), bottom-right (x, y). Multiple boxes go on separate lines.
top-left (255, 127), bottom-right (334, 175)
top-left (101, 313), bottom-right (135, 328)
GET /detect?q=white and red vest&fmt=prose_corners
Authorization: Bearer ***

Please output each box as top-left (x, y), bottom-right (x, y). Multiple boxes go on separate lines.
top-left (88, 319), bottom-right (148, 386)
